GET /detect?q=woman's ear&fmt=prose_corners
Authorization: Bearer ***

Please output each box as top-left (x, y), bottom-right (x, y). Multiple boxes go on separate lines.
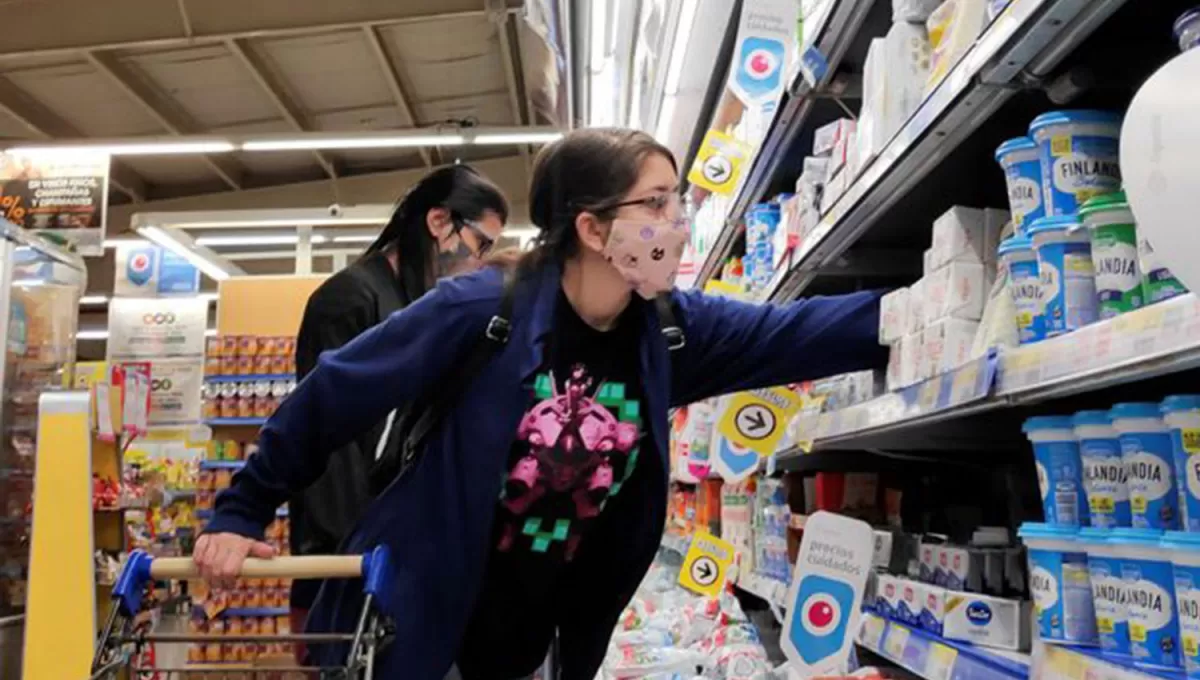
top-left (426, 207), bottom-right (453, 238)
top-left (574, 211), bottom-right (608, 254)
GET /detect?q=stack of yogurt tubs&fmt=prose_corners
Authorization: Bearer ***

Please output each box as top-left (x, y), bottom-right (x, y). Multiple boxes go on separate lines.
top-left (1019, 396), bottom-right (1200, 676)
top-left (994, 111), bottom-right (1188, 347)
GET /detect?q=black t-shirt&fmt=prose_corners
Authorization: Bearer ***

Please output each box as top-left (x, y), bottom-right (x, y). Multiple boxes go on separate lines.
top-left (455, 291), bottom-right (647, 679)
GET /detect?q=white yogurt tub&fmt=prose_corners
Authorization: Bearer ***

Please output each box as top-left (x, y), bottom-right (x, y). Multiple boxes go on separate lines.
top-left (1108, 528), bottom-right (1182, 670)
top-left (1073, 410), bottom-right (1132, 528)
top-left (1030, 216), bottom-right (1098, 336)
top-left (999, 235), bottom-right (1045, 344)
top-left (1162, 395), bottom-right (1200, 532)
top-left (1028, 110), bottom-right (1123, 216)
top-left (1113, 403), bottom-right (1181, 530)
top-left (995, 136), bottom-right (1044, 235)
top-left (1163, 530), bottom-right (1200, 677)
top-left (1018, 522), bottom-right (1097, 644)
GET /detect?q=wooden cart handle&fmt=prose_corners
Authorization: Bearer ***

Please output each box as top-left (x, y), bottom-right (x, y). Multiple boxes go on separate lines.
top-left (150, 555), bottom-right (362, 580)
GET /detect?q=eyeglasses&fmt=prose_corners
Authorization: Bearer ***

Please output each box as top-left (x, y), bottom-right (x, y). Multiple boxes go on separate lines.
top-left (594, 192), bottom-right (683, 218)
top-left (452, 218), bottom-right (496, 258)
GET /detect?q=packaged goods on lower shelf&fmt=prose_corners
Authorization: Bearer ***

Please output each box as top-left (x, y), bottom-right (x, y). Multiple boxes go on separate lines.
top-left (906, 278), bottom-right (927, 336)
top-left (921, 317), bottom-right (980, 377)
top-left (814, 118), bottom-right (855, 161)
top-left (929, 206), bottom-right (1007, 271)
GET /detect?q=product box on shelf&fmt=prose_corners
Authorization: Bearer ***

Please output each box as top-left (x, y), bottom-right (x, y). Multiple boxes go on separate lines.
top-left (930, 206), bottom-right (989, 270)
top-left (924, 261), bottom-right (987, 324)
top-left (906, 277), bottom-right (927, 335)
top-left (925, 0), bottom-right (990, 95)
top-left (923, 317), bottom-right (981, 376)
top-left (814, 118), bottom-right (856, 160)
top-left (943, 592), bottom-right (1031, 651)
top-left (919, 585), bottom-right (947, 635)
top-left (880, 287), bottom-right (910, 345)
top-left (923, 248), bottom-right (934, 275)
top-left (875, 573), bottom-right (901, 618)
top-left (821, 169), bottom-right (851, 215)
top-left (899, 333), bottom-right (922, 388)
top-left (896, 578), bottom-right (926, 626)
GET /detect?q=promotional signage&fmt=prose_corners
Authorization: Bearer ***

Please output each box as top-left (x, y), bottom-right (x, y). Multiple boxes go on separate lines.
top-left (782, 511), bottom-right (874, 675)
top-left (687, 129), bottom-right (753, 196)
top-left (678, 531), bottom-right (737, 598)
top-left (712, 431), bottom-right (761, 482)
top-left (716, 386), bottom-right (802, 456)
top-left (142, 358), bottom-right (204, 427)
top-left (0, 150), bottom-right (109, 255)
top-left (107, 297), bottom-right (209, 360)
top-left (115, 244), bottom-right (200, 298)
top-left (727, 0), bottom-right (798, 106)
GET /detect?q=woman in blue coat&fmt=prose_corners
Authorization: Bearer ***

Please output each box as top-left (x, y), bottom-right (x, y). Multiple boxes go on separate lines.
top-left (194, 128), bottom-right (888, 679)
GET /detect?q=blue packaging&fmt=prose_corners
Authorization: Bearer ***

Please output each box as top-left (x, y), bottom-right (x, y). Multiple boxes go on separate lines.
top-left (1164, 531), bottom-right (1200, 677)
top-left (995, 137), bottom-right (1045, 236)
top-left (999, 236), bottom-right (1046, 344)
top-left (1028, 110), bottom-right (1123, 216)
top-left (1110, 528), bottom-right (1182, 669)
top-left (897, 579), bottom-right (924, 626)
top-left (1113, 403), bottom-right (1181, 530)
top-left (1023, 416), bottom-right (1089, 526)
top-left (1074, 410), bottom-right (1133, 528)
top-left (1018, 523), bottom-right (1097, 644)
top-left (1080, 527), bottom-right (1133, 655)
top-left (1162, 395), bottom-right (1200, 532)
top-left (1030, 216), bottom-right (1099, 336)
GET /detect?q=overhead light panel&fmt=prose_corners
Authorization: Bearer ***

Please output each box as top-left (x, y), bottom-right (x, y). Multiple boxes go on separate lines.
top-left (656, 0), bottom-right (700, 144)
top-left (242, 134), bottom-right (464, 152)
top-left (77, 327), bottom-right (217, 341)
top-left (195, 234), bottom-right (329, 247)
top-left (139, 226), bottom-right (241, 282)
top-left (8, 140), bottom-right (235, 156)
top-left (80, 295), bottom-right (109, 305)
top-left (473, 132), bottom-right (563, 145)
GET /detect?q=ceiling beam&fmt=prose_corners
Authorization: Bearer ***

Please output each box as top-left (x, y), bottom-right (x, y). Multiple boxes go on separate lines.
top-left (0, 2), bottom-right (522, 61)
top-left (489, 0), bottom-right (530, 172)
top-left (84, 50), bottom-right (244, 191)
top-left (0, 75), bottom-right (146, 202)
top-left (225, 39), bottom-right (338, 180)
top-left (361, 26), bottom-right (432, 169)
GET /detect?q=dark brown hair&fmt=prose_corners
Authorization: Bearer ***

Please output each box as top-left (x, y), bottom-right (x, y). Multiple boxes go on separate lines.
top-left (499, 128), bottom-right (676, 272)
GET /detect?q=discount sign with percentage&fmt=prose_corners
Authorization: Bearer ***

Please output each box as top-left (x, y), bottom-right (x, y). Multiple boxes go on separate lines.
top-left (0, 150), bottom-right (110, 254)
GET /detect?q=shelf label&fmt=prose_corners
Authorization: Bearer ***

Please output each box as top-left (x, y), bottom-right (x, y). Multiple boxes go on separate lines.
top-left (717, 387), bottom-right (801, 456)
top-left (688, 129), bottom-right (753, 196)
top-left (925, 643), bottom-right (958, 680)
top-left (858, 613), bottom-right (886, 650)
top-left (883, 624), bottom-right (910, 660)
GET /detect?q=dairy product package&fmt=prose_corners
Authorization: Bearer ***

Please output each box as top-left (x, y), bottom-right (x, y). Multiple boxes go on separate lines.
top-left (920, 317), bottom-right (980, 376)
top-left (924, 261), bottom-right (987, 323)
top-left (943, 593), bottom-right (1031, 650)
top-left (896, 333), bottom-right (921, 389)
top-left (939, 545), bottom-right (972, 590)
top-left (875, 574), bottom-right (901, 618)
top-left (971, 266), bottom-right (1021, 356)
top-left (926, 0), bottom-right (990, 95)
top-left (886, 337), bottom-right (905, 390)
top-left (923, 248), bottom-right (934, 275)
top-left (920, 586), bottom-right (947, 635)
top-left (930, 206), bottom-right (988, 269)
top-left (879, 287), bottom-right (910, 345)
top-left (894, 0), bottom-right (944, 22)
top-left (984, 209), bottom-right (1011, 264)
top-left (906, 277), bottom-right (927, 335)
top-left (814, 118), bottom-right (856, 160)
top-left (920, 536), bottom-right (948, 583)
top-left (897, 578), bottom-right (925, 625)
top-left (880, 23), bottom-right (933, 145)
top-left (821, 169), bottom-right (850, 214)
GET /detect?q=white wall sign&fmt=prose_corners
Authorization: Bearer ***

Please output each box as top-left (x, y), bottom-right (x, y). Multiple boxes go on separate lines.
top-left (107, 297), bottom-right (208, 360)
top-left (145, 358), bottom-right (205, 427)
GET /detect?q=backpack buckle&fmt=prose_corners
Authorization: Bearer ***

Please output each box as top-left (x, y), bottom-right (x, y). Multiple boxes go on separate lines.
top-left (485, 315), bottom-right (511, 343)
top-left (662, 325), bottom-right (685, 351)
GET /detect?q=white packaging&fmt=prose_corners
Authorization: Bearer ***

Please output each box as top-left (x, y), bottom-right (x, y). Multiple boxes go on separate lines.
top-left (893, 0), bottom-right (944, 22)
top-left (880, 22), bottom-right (933, 144)
top-left (930, 206), bottom-right (988, 269)
top-left (814, 118), bottom-right (855, 159)
top-left (983, 208), bottom-right (1010, 264)
top-left (799, 156), bottom-right (830, 187)
top-left (922, 317), bottom-right (981, 375)
top-left (943, 592), bottom-right (1032, 651)
top-left (923, 248), bottom-right (934, 275)
top-left (940, 545), bottom-right (971, 590)
top-left (821, 170), bottom-right (850, 214)
top-left (924, 260), bottom-right (987, 323)
top-left (875, 574), bottom-right (902, 618)
top-left (879, 287), bottom-right (910, 345)
top-left (886, 340), bottom-right (904, 391)
top-left (897, 578), bottom-right (925, 625)
top-left (920, 585), bottom-right (947, 635)
top-left (905, 277), bottom-right (927, 335)
top-left (925, 0), bottom-right (989, 94)
top-left (893, 334), bottom-right (921, 389)
top-left (859, 39), bottom-right (889, 161)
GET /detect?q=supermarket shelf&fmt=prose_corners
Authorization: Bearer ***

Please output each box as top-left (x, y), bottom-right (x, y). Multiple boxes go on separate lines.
top-left (198, 460), bottom-right (245, 470)
top-left (1031, 642), bottom-right (1180, 679)
top-left (796, 294), bottom-right (1200, 451)
top-left (204, 417), bottom-right (267, 427)
top-left (767, 0), bottom-right (1128, 303)
top-left (693, 0), bottom-right (874, 287)
top-left (204, 374), bottom-right (292, 384)
top-left (195, 507), bottom-right (287, 519)
top-left (857, 611), bottom-right (1030, 680)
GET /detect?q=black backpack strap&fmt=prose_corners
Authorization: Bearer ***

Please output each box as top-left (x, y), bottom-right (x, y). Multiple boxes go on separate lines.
top-left (371, 270), bottom-right (517, 492)
top-left (655, 294), bottom-right (685, 351)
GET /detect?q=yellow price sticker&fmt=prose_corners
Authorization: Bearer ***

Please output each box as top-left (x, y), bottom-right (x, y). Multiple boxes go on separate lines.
top-left (1185, 633), bottom-right (1199, 658)
top-left (1090, 496), bottom-right (1116, 513)
top-left (1132, 496), bottom-right (1148, 513)
top-left (1130, 621), bottom-right (1147, 642)
top-left (1183, 428), bottom-right (1200, 454)
top-left (716, 388), bottom-right (801, 455)
top-left (687, 129), bottom-right (753, 195)
top-left (883, 624), bottom-right (910, 659)
top-left (1051, 134), bottom-right (1072, 156)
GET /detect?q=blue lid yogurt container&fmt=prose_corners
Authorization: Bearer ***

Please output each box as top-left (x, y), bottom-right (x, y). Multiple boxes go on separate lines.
top-left (1080, 527), bottom-right (1132, 655)
top-left (1030, 216), bottom-right (1098, 336)
top-left (1024, 416), bottom-right (1089, 526)
top-left (1018, 523), bottom-right (1098, 644)
top-left (1162, 396), bottom-right (1200, 532)
top-left (1109, 528), bottom-right (1182, 669)
top-left (995, 137), bottom-right (1045, 235)
top-left (1028, 110), bottom-right (1123, 216)
top-left (1176, 8), bottom-right (1200, 52)
top-left (1074, 410), bottom-right (1132, 528)
top-left (1163, 531), bottom-right (1200, 677)
top-left (1113, 403), bottom-right (1181, 530)
top-left (999, 236), bottom-right (1045, 344)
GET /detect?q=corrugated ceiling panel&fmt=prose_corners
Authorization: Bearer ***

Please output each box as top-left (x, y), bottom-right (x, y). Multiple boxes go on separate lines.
top-left (119, 155), bottom-right (227, 184)
top-left (120, 45), bottom-right (281, 129)
top-left (416, 92), bottom-right (514, 126)
top-left (4, 61), bottom-right (161, 136)
top-left (255, 30), bottom-right (391, 117)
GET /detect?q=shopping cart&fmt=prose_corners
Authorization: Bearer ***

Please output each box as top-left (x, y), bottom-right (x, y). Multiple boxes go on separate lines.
top-left (90, 547), bottom-right (394, 679)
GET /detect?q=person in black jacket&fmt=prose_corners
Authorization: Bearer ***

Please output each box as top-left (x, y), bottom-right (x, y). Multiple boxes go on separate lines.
top-left (289, 165), bottom-right (508, 651)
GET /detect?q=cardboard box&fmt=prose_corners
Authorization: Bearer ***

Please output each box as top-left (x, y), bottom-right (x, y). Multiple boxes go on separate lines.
top-left (923, 248), bottom-right (934, 275)
top-left (920, 585), bottom-right (947, 635)
top-left (906, 277), bottom-right (927, 335)
top-left (943, 592), bottom-right (1032, 651)
top-left (930, 206), bottom-right (987, 270)
top-left (875, 574), bottom-right (901, 618)
top-left (896, 578), bottom-right (925, 626)
top-left (923, 317), bottom-right (981, 375)
top-left (814, 118), bottom-right (855, 159)
top-left (886, 341), bottom-right (905, 392)
top-left (898, 333), bottom-right (921, 388)
top-left (924, 261), bottom-right (987, 324)
top-left (879, 287), bottom-right (910, 345)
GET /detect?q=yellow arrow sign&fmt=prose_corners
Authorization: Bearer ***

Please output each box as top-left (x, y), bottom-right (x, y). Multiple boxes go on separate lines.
top-left (678, 531), bottom-right (736, 597)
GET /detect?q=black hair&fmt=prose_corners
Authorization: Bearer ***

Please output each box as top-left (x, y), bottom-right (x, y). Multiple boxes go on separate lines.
top-left (365, 164), bottom-right (509, 290)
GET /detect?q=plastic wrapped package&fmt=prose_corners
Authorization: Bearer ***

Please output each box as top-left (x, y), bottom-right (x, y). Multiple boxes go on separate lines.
top-left (893, 0), bottom-right (943, 23)
top-left (925, 0), bottom-right (989, 94)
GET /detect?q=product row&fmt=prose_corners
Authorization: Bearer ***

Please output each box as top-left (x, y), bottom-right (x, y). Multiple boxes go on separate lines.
top-left (1025, 397), bottom-right (1200, 532)
top-left (185, 614), bottom-right (295, 665)
top-left (206, 334), bottom-right (297, 359)
top-left (202, 379), bottom-right (296, 421)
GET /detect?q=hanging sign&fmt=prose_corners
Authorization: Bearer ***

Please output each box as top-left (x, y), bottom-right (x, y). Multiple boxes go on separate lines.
top-left (0, 150), bottom-right (109, 255)
top-left (712, 431), bottom-right (761, 482)
top-left (678, 531), bottom-right (737, 597)
top-left (782, 511), bottom-right (874, 675)
top-left (145, 358), bottom-right (205, 427)
top-left (716, 387), bottom-right (802, 455)
top-left (115, 244), bottom-right (200, 298)
top-left (108, 297), bottom-right (209, 360)
top-left (727, 0), bottom-right (798, 106)
top-left (687, 129), bottom-right (753, 196)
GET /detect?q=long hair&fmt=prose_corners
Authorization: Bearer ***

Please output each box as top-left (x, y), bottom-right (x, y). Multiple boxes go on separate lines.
top-left (366, 165), bottom-right (509, 288)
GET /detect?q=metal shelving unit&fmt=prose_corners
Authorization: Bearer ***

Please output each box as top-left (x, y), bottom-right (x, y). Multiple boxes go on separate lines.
top-left (858, 611), bottom-right (1031, 680)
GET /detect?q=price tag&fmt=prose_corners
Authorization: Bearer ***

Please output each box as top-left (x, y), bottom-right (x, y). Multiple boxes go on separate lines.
top-left (949, 360), bottom-right (981, 404)
top-left (883, 624), bottom-right (910, 660)
top-left (858, 614), bottom-right (886, 650)
top-left (917, 378), bottom-right (941, 412)
top-left (925, 643), bottom-right (958, 680)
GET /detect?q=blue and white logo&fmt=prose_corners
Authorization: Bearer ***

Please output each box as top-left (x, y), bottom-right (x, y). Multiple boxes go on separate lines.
top-left (716, 434), bottom-right (759, 480)
top-left (966, 601), bottom-right (993, 625)
top-left (734, 37), bottom-right (784, 102)
top-left (125, 247), bottom-right (157, 288)
top-left (790, 574), bottom-right (854, 665)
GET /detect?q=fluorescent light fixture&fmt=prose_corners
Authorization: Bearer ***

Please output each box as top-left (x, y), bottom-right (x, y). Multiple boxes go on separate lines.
top-left (331, 234), bottom-right (378, 244)
top-left (472, 132), bottom-right (563, 145)
top-left (195, 234), bottom-right (329, 247)
top-left (177, 218), bottom-right (385, 228)
top-left (243, 135), bottom-right (464, 151)
top-left (140, 226), bottom-right (234, 281)
top-left (199, 292), bottom-right (220, 303)
top-left (80, 295), bottom-right (109, 305)
top-left (8, 141), bottom-right (235, 156)
top-left (77, 327), bottom-right (217, 341)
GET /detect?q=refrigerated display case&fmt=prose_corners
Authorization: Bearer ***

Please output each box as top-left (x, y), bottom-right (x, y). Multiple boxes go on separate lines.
top-left (0, 219), bottom-right (85, 675)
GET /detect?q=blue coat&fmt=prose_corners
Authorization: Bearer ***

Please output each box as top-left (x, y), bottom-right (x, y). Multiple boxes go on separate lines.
top-left (207, 262), bottom-right (886, 679)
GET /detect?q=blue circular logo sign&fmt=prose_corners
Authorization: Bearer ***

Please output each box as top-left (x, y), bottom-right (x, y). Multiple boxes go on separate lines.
top-left (966, 601), bottom-right (993, 625)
